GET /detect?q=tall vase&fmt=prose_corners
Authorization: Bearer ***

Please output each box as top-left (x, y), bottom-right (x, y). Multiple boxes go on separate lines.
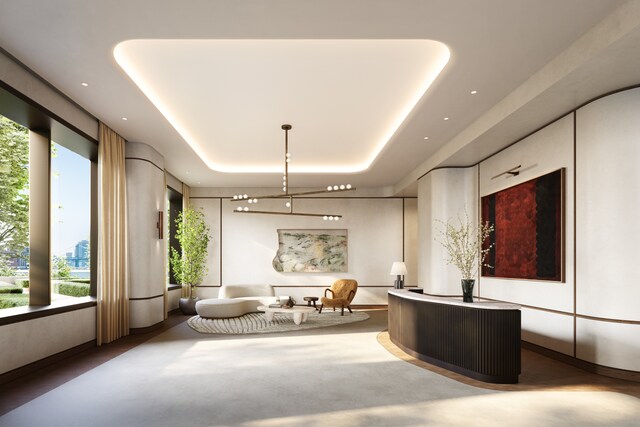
top-left (461, 279), bottom-right (475, 303)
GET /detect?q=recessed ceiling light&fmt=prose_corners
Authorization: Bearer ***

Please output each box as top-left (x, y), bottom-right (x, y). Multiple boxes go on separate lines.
top-left (470, 90), bottom-right (477, 94)
top-left (81, 82), bottom-right (89, 87)
top-left (121, 117), bottom-right (128, 121)
top-left (423, 136), bottom-right (429, 140)
top-left (443, 117), bottom-right (449, 121)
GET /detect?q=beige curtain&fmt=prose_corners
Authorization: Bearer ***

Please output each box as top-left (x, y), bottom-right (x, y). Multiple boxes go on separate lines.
top-left (180, 183), bottom-right (191, 298)
top-left (97, 123), bottom-right (129, 345)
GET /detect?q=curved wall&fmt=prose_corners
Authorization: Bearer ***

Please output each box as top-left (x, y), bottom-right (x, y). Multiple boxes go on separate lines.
top-left (417, 86), bottom-right (640, 374)
top-left (125, 142), bottom-right (166, 329)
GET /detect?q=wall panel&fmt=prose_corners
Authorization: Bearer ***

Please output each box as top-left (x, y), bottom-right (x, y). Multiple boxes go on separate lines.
top-left (576, 88), bottom-right (640, 321)
top-left (478, 114), bottom-right (574, 313)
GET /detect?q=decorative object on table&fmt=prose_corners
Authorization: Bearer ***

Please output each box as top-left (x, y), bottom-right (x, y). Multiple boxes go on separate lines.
top-left (257, 305), bottom-right (314, 325)
top-left (272, 229), bottom-right (347, 272)
top-left (170, 206), bottom-right (212, 314)
top-left (284, 296), bottom-right (295, 308)
top-left (230, 124), bottom-right (355, 219)
top-left (390, 261), bottom-right (408, 289)
top-left (303, 296), bottom-right (319, 310)
top-left (319, 279), bottom-right (358, 315)
top-left (436, 211), bottom-right (494, 303)
top-left (482, 168), bottom-right (564, 281)
top-left (187, 310), bottom-right (370, 334)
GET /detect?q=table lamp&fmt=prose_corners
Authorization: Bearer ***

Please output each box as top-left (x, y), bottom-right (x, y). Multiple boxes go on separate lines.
top-left (390, 261), bottom-right (408, 289)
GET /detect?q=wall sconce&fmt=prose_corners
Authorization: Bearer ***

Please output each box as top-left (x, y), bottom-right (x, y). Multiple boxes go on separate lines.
top-left (491, 165), bottom-right (521, 180)
top-left (156, 211), bottom-right (163, 239)
top-left (390, 261), bottom-right (408, 289)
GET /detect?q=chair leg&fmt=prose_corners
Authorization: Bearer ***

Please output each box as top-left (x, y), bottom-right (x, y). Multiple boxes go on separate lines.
top-left (347, 306), bottom-right (353, 313)
top-left (319, 304), bottom-right (324, 314)
top-left (341, 306), bottom-right (344, 316)
top-left (333, 307), bottom-right (335, 311)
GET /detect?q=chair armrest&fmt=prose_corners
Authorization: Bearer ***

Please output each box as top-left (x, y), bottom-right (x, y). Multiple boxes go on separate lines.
top-left (324, 288), bottom-right (335, 298)
top-left (347, 290), bottom-right (355, 302)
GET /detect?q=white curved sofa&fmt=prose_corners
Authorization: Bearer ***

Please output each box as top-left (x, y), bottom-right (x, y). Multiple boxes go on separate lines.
top-left (196, 285), bottom-right (276, 319)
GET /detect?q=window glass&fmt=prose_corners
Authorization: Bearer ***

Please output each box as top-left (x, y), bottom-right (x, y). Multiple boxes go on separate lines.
top-left (0, 114), bottom-right (30, 310)
top-left (167, 188), bottom-right (183, 285)
top-left (51, 142), bottom-right (91, 299)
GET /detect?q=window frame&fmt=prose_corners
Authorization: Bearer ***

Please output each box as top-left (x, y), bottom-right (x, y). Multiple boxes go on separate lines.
top-left (0, 81), bottom-right (98, 319)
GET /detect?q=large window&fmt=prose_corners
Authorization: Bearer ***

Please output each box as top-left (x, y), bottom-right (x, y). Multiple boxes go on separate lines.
top-left (167, 187), bottom-right (183, 285)
top-left (51, 142), bottom-right (91, 300)
top-left (0, 114), bottom-right (30, 310)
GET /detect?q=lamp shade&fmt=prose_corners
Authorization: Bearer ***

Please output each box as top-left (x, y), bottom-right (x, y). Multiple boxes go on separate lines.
top-left (390, 261), bottom-right (408, 276)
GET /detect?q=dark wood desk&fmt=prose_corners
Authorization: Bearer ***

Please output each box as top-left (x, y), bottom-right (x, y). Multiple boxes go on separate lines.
top-left (388, 289), bottom-right (521, 384)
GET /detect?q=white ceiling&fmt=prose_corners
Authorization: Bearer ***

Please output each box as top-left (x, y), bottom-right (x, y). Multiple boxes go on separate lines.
top-left (0, 0), bottom-right (633, 191)
top-left (114, 39), bottom-right (449, 173)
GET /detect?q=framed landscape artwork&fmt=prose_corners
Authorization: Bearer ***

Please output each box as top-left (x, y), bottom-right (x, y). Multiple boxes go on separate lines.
top-left (272, 229), bottom-right (348, 273)
top-left (481, 168), bottom-right (564, 281)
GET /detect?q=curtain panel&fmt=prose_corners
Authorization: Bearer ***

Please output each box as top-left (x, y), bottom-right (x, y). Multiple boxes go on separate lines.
top-left (97, 123), bottom-right (129, 345)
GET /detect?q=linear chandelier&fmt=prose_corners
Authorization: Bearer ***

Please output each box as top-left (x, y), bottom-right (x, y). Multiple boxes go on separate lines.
top-left (230, 124), bottom-right (355, 220)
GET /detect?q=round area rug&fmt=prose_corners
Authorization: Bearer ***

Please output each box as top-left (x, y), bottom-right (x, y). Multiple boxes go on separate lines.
top-left (187, 310), bottom-right (370, 334)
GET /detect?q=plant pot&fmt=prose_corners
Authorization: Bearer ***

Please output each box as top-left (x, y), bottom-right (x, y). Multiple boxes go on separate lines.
top-left (461, 279), bottom-right (475, 303)
top-left (179, 297), bottom-right (200, 315)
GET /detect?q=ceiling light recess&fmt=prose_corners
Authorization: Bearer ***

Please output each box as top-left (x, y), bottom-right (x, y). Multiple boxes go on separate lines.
top-left (231, 124), bottom-right (355, 219)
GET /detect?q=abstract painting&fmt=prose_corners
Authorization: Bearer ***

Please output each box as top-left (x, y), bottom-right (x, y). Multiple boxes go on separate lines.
top-left (272, 229), bottom-right (348, 273)
top-left (481, 169), bottom-right (564, 281)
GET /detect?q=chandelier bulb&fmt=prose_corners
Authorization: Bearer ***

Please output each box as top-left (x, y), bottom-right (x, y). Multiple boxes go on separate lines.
top-left (285, 202), bottom-right (291, 208)
top-left (346, 184), bottom-right (352, 189)
top-left (236, 207), bottom-right (242, 212)
top-left (248, 199), bottom-right (253, 204)
top-left (327, 186), bottom-right (332, 191)
top-left (333, 185), bottom-right (339, 190)
top-left (243, 194), bottom-right (248, 199)
top-left (253, 198), bottom-right (258, 203)
top-left (334, 217), bottom-right (339, 221)
top-left (233, 195), bottom-right (238, 200)
top-left (323, 216), bottom-right (328, 220)
top-left (340, 185), bottom-right (345, 190)
top-left (243, 207), bottom-right (249, 212)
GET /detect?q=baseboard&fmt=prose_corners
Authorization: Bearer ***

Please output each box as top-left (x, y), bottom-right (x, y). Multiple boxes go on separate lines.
top-left (129, 319), bottom-right (166, 335)
top-left (0, 340), bottom-right (96, 386)
top-left (522, 340), bottom-right (640, 383)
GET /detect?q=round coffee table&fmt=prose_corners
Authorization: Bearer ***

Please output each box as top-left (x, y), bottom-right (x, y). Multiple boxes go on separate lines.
top-left (303, 296), bottom-right (319, 310)
top-left (257, 305), bottom-right (316, 325)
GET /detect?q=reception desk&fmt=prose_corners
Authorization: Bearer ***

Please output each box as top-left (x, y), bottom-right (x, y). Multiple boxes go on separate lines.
top-left (388, 289), bottom-right (521, 384)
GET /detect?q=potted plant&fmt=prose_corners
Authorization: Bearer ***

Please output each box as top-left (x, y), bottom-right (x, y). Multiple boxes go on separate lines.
top-left (436, 211), bottom-right (494, 302)
top-left (171, 206), bottom-right (211, 314)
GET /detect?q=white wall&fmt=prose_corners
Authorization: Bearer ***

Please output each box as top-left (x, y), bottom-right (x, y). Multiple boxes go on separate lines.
top-left (0, 307), bottom-right (96, 375)
top-left (574, 88), bottom-right (640, 371)
top-left (417, 87), bottom-right (640, 372)
top-left (190, 192), bottom-right (417, 305)
top-left (417, 167), bottom-right (478, 296)
top-left (125, 142), bottom-right (167, 328)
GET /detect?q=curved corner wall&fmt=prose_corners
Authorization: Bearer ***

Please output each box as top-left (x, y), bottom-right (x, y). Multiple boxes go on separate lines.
top-left (125, 142), bottom-right (166, 329)
top-left (574, 88), bottom-right (640, 372)
top-left (417, 86), bottom-right (640, 376)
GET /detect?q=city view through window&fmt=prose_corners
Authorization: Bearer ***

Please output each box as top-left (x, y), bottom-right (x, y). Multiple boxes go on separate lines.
top-left (0, 114), bottom-right (92, 310)
top-left (51, 142), bottom-right (91, 300)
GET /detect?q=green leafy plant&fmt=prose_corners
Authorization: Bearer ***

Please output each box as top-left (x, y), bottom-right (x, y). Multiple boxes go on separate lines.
top-left (54, 282), bottom-right (90, 297)
top-left (52, 255), bottom-right (72, 279)
top-left (0, 116), bottom-right (29, 271)
top-left (170, 207), bottom-right (211, 299)
top-left (436, 211), bottom-right (494, 280)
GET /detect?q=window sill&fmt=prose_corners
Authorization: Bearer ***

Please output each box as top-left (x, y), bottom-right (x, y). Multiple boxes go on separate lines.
top-left (168, 284), bottom-right (181, 291)
top-left (0, 296), bottom-right (96, 326)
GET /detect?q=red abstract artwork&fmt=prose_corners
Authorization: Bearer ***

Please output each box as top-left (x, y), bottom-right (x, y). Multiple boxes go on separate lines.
top-left (481, 169), bottom-right (563, 281)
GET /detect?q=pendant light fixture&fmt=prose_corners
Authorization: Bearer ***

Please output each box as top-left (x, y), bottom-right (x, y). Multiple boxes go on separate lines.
top-left (231, 124), bottom-right (355, 219)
